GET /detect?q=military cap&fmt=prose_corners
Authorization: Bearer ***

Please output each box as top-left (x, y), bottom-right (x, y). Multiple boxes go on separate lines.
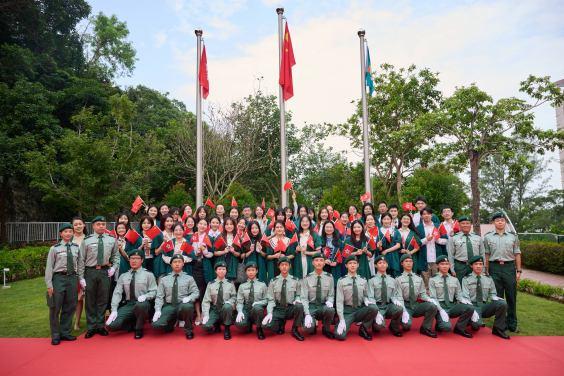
top-left (214, 261), bottom-right (227, 270)
top-left (469, 255), bottom-right (484, 264)
top-left (436, 255), bottom-right (449, 264)
top-left (344, 255), bottom-right (358, 264)
top-left (59, 223), bottom-right (73, 232)
top-left (491, 212), bottom-right (506, 221)
top-left (128, 249), bottom-right (145, 260)
top-left (400, 254), bottom-right (413, 263)
top-left (245, 261), bottom-right (258, 270)
top-left (92, 216), bottom-right (107, 224)
top-left (458, 216), bottom-right (471, 223)
top-left (170, 254), bottom-right (184, 262)
top-left (374, 254), bottom-right (386, 264)
top-left (312, 252), bottom-right (324, 260)
top-left (278, 256), bottom-right (291, 265)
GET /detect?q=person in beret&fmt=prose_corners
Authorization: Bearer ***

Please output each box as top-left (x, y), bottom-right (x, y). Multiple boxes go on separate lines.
top-left (77, 216), bottom-right (120, 338)
top-left (151, 254), bottom-right (200, 339)
top-left (45, 223), bottom-right (80, 345)
top-left (201, 261), bottom-right (238, 340)
top-left (447, 216), bottom-right (485, 284)
top-left (334, 255), bottom-right (378, 341)
top-left (484, 212), bottom-right (521, 333)
top-left (262, 256), bottom-right (305, 341)
top-left (106, 249), bottom-right (158, 339)
top-left (395, 254), bottom-right (438, 338)
top-left (235, 262), bottom-right (268, 339)
top-left (461, 255), bottom-right (510, 339)
top-left (301, 252), bottom-right (335, 340)
top-left (429, 255), bottom-right (474, 338)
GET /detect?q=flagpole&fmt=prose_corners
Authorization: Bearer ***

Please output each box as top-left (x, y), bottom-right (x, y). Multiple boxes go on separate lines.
top-left (195, 28), bottom-right (203, 208)
top-left (358, 29), bottom-right (371, 203)
top-left (277, 6), bottom-right (288, 208)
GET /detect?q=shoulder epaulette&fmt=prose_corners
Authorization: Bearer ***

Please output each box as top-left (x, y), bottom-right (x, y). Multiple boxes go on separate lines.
top-left (431, 274), bottom-right (441, 279)
top-left (226, 279), bottom-right (234, 283)
top-left (54, 242), bottom-right (62, 247)
top-left (324, 272), bottom-right (332, 277)
top-left (307, 272), bottom-right (315, 277)
top-left (272, 275), bottom-right (280, 281)
top-left (338, 276), bottom-right (346, 280)
top-left (291, 275), bottom-right (298, 280)
top-left (484, 230), bottom-right (494, 235)
top-left (84, 234), bottom-right (92, 239)
top-left (483, 274), bottom-right (492, 279)
top-left (462, 274), bottom-right (470, 279)
top-left (71, 242), bottom-right (79, 247)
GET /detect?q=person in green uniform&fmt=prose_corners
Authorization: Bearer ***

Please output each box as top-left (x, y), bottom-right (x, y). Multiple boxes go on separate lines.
top-left (461, 255), bottom-right (510, 339)
top-left (106, 249), bottom-right (157, 339)
top-left (262, 256), bottom-right (305, 341)
top-left (447, 216), bottom-right (485, 284)
top-left (395, 254), bottom-right (438, 338)
top-left (484, 212), bottom-right (521, 333)
top-left (240, 221), bottom-right (267, 284)
top-left (343, 220), bottom-right (374, 280)
top-left (429, 255), bottom-right (474, 338)
top-left (397, 214), bottom-right (422, 274)
top-left (151, 254), bottom-right (200, 339)
top-left (376, 213), bottom-right (402, 277)
top-left (334, 255), bottom-right (378, 341)
top-left (235, 261), bottom-right (268, 339)
top-left (320, 221), bottom-right (343, 286)
top-left (201, 261), bottom-right (238, 340)
top-left (265, 220), bottom-right (296, 284)
top-left (45, 223), bottom-right (80, 345)
top-left (366, 255), bottom-right (404, 337)
top-left (77, 216), bottom-right (120, 338)
top-left (301, 252), bottom-right (335, 340)
top-left (115, 222), bottom-right (144, 277)
top-left (293, 215), bottom-right (323, 280)
top-left (213, 218), bottom-right (242, 282)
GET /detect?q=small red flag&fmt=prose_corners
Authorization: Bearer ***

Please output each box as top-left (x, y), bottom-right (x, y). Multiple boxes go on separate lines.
top-left (162, 240), bottom-right (174, 252)
top-left (267, 220), bottom-right (274, 229)
top-left (183, 224), bottom-right (191, 236)
top-left (334, 220), bottom-right (345, 234)
top-left (105, 229), bottom-right (117, 238)
top-left (367, 227), bottom-right (379, 238)
top-left (360, 192), bottom-right (371, 202)
top-left (384, 229), bottom-right (391, 243)
top-left (233, 235), bottom-right (242, 247)
top-left (199, 45), bottom-right (209, 99)
top-left (213, 236), bottom-right (225, 249)
top-left (144, 226), bottom-right (161, 240)
top-left (131, 196), bottom-right (144, 213)
top-left (283, 180), bottom-right (292, 191)
top-left (346, 228), bottom-right (351, 236)
top-left (452, 220), bottom-right (460, 233)
top-left (306, 236), bottom-right (315, 249)
top-left (218, 224), bottom-right (223, 233)
top-left (241, 232), bottom-right (251, 244)
top-left (191, 233), bottom-right (199, 243)
top-left (402, 202), bottom-right (415, 211)
top-left (231, 197), bottom-right (238, 207)
top-left (202, 234), bottom-right (213, 247)
top-left (332, 210), bottom-right (340, 220)
top-left (266, 208), bottom-right (275, 218)
top-left (180, 241), bottom-right (194, 254)
top-left (237, 228), bottom-right (243, 238)
top-left (313, 224), bottom-right (319, 233)
top-left (261, 198), bottom-right (265, 207)
top-left (368, 236), bottom-right (376, 250)
top-left (438, 223), bottom-right (447, 236)
top-left (335, 250), bottom-right (342, 263)
top-left (125, 229), bottom-right (140, 244)
top-left (342, 244), bottom-right (355, 258)
top-left (323, 247), bottom-right (331, 258)
top-left (205, 197), bottom-right (215, 209)
top-left (288, 232), bottom-right (298, 245)
top-left (432, 227), bottom-right (440, 242)
top-left (409, 237), bottom-right (420, 251)
top-left (285, 219), bottom-right (296, 232)
top-left (181, 210), bottom-right (188, 222)
top-left (274, 238), bottom-right (287, 253)
top-left (279, 22), bottom-right (296, 101)
top-left (260, 234), bottom-right (269, 247)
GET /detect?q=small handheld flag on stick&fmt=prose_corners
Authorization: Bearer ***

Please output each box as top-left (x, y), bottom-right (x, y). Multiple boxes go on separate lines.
top-left (266, 208), bottom-right (275, 218)
top-left (131, 196), bottom-right (145, 213)
top-left (261, 198), bottom-right (265, 207)
top-left (144, 226), bottom-right (161, 240)
top-left (231, 197), bottom-right (238, 207)
top-left (180, 241), bottom-right (194, 254)
top-left (162, 240), bottom-right (174, 252)
top-left (205, 197), bottom-right (215, 209)
top-left (124, 229), bottom-right (140, 244)
top-left (360, 192), bottom-right (371, 202)
top-left (409, 237), bottom-right (420, 251)
top-left (283, 180), bottom-right (292, 191)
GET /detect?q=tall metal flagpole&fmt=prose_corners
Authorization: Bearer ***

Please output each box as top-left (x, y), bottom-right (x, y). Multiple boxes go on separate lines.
top-left (277, 7), bottom-right (288, 208)
top-left (358, 29), bottom-right (371, 203)
top-left (195, 28), bottom-right (203, 207)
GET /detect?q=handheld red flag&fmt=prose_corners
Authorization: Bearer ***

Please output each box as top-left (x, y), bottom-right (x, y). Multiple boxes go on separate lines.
top-left (241, 232), bottom-right (251, 244)
top-left (334, 220), bottom-right (345, 234)
top-left (306, 236), bottom-right (315, 249)
top-left (346, 228), bottom-right (351, 236)
top-left (233, 235), bottom-right (242, 247)
top-left (283, 180), bottom-right (292, 191)
top-left (260, 234), bottom-right (269, 247)
top-left (367, 227), bottom-right (379, 238)
top-left (335, 250), bottom-right (342, 263)
top-left (384, 229), bottom-right (391, 244)
top-left (438, 223), bottom-right (447, 236)
top-left (131, 196), bottom-right (144, 213)
top-left (285, 219), bottom-right (296, 232)
top-left (261, 198), bottom-right (265, 207)
top-left (199, 45), bottom-right (209, 99)
top-left (180, 241), bottom-right (194, 254)
top-left (432, 227), bottom-right (440, 242)
top-left (205, 197), bottom-right (215, 209)
top-left (360, 192), bottom-right (371, 202)
top-left (274, 238), bottom-right (287, 253)
top-left (452, 220), bottom-right (460, 233)
top-left (237, 228), bottom-right (243, 238)
top-left (279, 22), bottom-right (296, 101)
top-left (342, 244), bottom-right (355, 258)
top-left (124, 229), bottom-right (140, 244)
top-left (181, 210), bottom-right (188, 222)
top-left (183, 224), bottom-right (191, 236)
top-left (213, 236), bottom-right (225, 249)
top-left (368, 236), bottom-right (376, 250)
top-left (409, 237), bottom-right (420, 251)
top-left (231, 197), bottom-right (238, 207)
top-left (323, 247), bottom-right (331, 258)
top-left (266, 208), bottom-right (275, 218)
top-left (191, 233), bottom-right (199, 243)
top-left (218, 224), bottom-right (223, 233)
top-left (313, 224), bottom-right (319, 233)
top-left (267, 220), bottom-right (274, 229)
top-left (402, 202), bottom-right (415, 211)
top-left (144, 226), bottom-right (161, 240)
top-left (288, 232), bottom-right (298, 245)
top-left (332, 210), bottom-right (340, 220)
top-left (202, 234), bottom-right (213, 247)
top-left (162, 240), bottom-right (174, 252)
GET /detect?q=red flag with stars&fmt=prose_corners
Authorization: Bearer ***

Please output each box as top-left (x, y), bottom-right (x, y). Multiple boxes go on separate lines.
top-left (279, 22), bottom-right (296, 101)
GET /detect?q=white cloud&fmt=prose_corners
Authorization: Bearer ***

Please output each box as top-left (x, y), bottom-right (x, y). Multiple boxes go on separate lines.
top-left (155, 31), bottom-right (167, 48)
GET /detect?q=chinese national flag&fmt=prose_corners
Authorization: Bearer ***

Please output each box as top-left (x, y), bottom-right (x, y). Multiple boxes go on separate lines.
top-left (213, 236), bottom-right (225, 249)
top-left (260, 234), bottom-right (269, 247)
top-left (266, 208), bottom-right (275, 218)
top-left (181, 210), bottom-right (188, 222)
top-left (409, 237), bottom-right (420, 251)
top-left (306, 236), bottom-right (315, 249)
top-left (438, 223), bottom-right (447, 236)
top-left (180, 241), bottom-right (194, 254)
top-left (205, 197), bottom-right (215, 209)
top-left (110, 229), bottom-right (117, 238)
top-left (241, 232), bottom-right (251, 244)
top-left (332, 210), bottom-right (340, 220)
top-left (283, 180), bottom-right (292, 191)
top-left (202, 234), bottom-right (213, 247)
top-left (261, 198), bottom-right (265, 207)
top-left (402, 202), bottom-right (415, 211)
top-left (432, 227), bottom-right (440, 241)
top-left (218, 224), bottom-right (223, 233)
top-left (288, 232), bottom-right (298, 245)
top-left (285, 219), bottom-right (296, 232)
top-left (342, 244), bottom-right (355, 258)
top-left (274, 238), bottom-right (287, 253)
top-left (384, 230), bottom-right (391, 243)
top-left (360, 192), bottom-right (371, 202)
top-left (162, 240), bottom-right (174, 252)
top-left (199, 45), bottom-right (209, 99)
top-left (145, 226), bottom-right (161, 240)
top-left (233, 235), bottom-right (242, 247)
top-left (367, 227), bottom-right (379, 238)
top-left (267, 220), bottom-right (274, 229)
top-left (368, 236), bottom-right (376, 250)
top-left (335, 250), bottom-right (342, 263)
top-left (452, 220), bottom-right (460, 233)
top-left (131, 196), bottom-right (144, 213)
top-left (334, 220), bottom-right (345, 234)
top-left (231, 197), bottom-right (238, 207)
top-left (346, 228), bottom-right (351, 236)
top-left (279, 23), bottom-right (296, 101)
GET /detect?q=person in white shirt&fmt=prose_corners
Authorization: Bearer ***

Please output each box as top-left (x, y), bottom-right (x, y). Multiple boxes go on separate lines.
top-left (440, 205), bottom-right (458, 245)
top-left (416, 207), bottom-right (449, 291)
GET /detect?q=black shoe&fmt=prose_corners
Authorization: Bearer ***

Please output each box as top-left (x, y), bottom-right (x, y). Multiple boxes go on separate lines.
top-left (481, 323), bottom-right (486, 328)
top-left (471, 325), bottom-right (480, 331)
top-left (257, 327), bottom-right (265, 340)
top-left (402, 328), bottom-right (410, 332)
top-left (322, 327), bottom-right (335, 340)
top-left (165, 328), bottom-right (174, 333)
top-left (331, 317), bottom-right (336, 325)
top-left (186, 332), bottom-right (194, 340)
top-left (508, 327), bottom-right (519, 333)
top-left (214, 324), bottom-right (222, 333)
top-left (51, 339), bottom-right (60, 345)
top-left (390, 328), bottom-right (402, 337)
top-left (60, 335), bottom-right (77, 341)
top-left (453, 327), bottom-right (473, 338)
top-left (85, 330), bottom-right (96, 339)
top-left (419, 327), bottom-right (437, 338)
top-left (134, 330), bottom-right (143, 339)
top-left (311, 325), bottom-right (317, 335)
top-left (372, 328), bottom-right (380, 334)
top-left (277, 321), bottom-right (286, 335)
top-left (128, 326), bottom-right (136, 333)
top-left (245, 325), bottom-right (253, 334)
top-left (434, 323), bottom-right (441, 333)
top-left (98, 328), bottom-right (109, 336)
top-left (291, 326), bottom-right (304, 341)
top-left (224, 326), bottom-right (231, 340)
top-left (358, 325), bottom-right (372, 341)
top-left (492, 327), bottom-right (510, 340)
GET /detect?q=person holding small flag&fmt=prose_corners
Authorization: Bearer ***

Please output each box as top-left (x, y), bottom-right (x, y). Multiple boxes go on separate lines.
top-left (376, 213), bottom-right (402, 277)
top-left (294, 215), bottom-right (322, 279)
top-left (397, 214), bottom-right (422, 274)
top-left (116, 222), bottom-right (143, 278)
top-left (417, 208), bottom-right (448, 290)
top-left (229, 206), bottom-right (240, 221)
top-left (213, 217), bottom-right (242, 281)
top-left (447, 216), bottom-right (485, 284)
top-left (361, 202), bottom-right (375, 224)
top-left (266, 220), bottom-right (296, 283)
top-left (241, 221), bottom-right (268, 283)
top-left (145, 204), bottom-right (159, 228)
top-left (412, 196), bottom-right (441, 227)
top-left (151, 214), bottom-right (175, 283)
top-left (348, 204), bottom-right (362, 225)
top-left (254, 204), bottom-right (270, 234)
top-left (320, 221), bottom-right (343, 286)
top-left (195, 206), bottom-right (210, 221)
top-left (189, 218), bottom-right (215, 325)
top-left (161, 223), bottom-right (194, 275)
top-left (316, 207), bottom-right (331, 236)
top-left (234, 261), bottom-right (268, 340)
top-left (214, 204), bottom-right (226, 223)
top-left (388, 205), bottom-right (400, 228)
top-left (264, 208), bottom-right (294, 239)
top-left (201, 261), bottom-right (238, 340)
top-left (138, 216), bottom-right (155, 273)
top-left (439, 205), bottom-right (459, 243)
top-left (343, 220), bottom-right (374, 280)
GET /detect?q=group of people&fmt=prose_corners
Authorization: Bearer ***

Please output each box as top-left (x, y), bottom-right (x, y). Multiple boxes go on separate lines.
top-left (45, 195), bottom-right (521, 345)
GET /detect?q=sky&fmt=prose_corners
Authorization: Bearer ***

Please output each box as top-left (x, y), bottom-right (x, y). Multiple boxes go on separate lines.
top-left (88, 0), bottom-right (564, 191)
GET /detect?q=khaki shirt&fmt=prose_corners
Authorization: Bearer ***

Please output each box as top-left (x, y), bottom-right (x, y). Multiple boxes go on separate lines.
top-left (461, 272), bottom-right (498, 303)
top-left (236, 278), bottom-right (268, 309)
top-left (395, 271), bottom-right (431, 311)
top-left (367, 273), bottom-right (403, 305)
top-left (301, 271), bottom-right (335, 315)
top-left (111, 268), bottom-right (157, 311)
top-left (484, 229), bottom-right (520, 262)
top-left (335, 273), bottom-right (370, 321)
top-left (202, 278), bottom-right (237, 316)
top-left (266, 274), bottom-right (302, 314)
top-left (155, 272), bottom-right (199, 311)
top-left (45, 240), bottom-right (80, 288)
top-left (77, 233), bottom-right (120, 279)
top-left (429, 273), bottom-right (463, 304)
top-left (447, 232), bottom-right (485, 273)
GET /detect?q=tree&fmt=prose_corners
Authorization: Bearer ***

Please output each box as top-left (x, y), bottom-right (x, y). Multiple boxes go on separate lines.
top-left (419, 77), bottom-right (564, 234)
top-left (215, 183), bottom-right (257, 210)
top-left (328, 64), bottom-right (442, 202)
top-left (162, 182), bottom-right (194, 210)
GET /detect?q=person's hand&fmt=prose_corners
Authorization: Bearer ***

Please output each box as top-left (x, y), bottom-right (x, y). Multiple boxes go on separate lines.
top-left (252, 302), bottom-right (261, 306)
top-left (250, 244), bottom-right (255, 252)
top-left (375, 312), bottom-right (383, 325)
top-left (400, 249), bottom-right (407, 254)
top-left (277, 252), bottom-right (282, 259)
top-left (325, 259), bottom-right (330, 265)
top-left (106, 311), bottom-right (118, 325)
top-left (330, 262), bottom-right (337, 267)
top-left (80, 279), bottom-right (87, 290)
top-left (262, 313), bottom-right (273, 325)
top-left (492, 296), bottom-right (504, 301)
top-left (182, 297), bottom-right (190, 304)
top-left (336, 320), bottom-right (346, 335)
top-left (516, 272), bottom-right (521, 283)
top-left (452, 272), bottom-right (457, 277)
top-left (426, 235), bottom-right (433, 241)
top-left (292, 191), bottom-right (296, 201)
top-left (459, 299), bottom-right (472, 305)
top-left (304, 315), bottom-right (313, 328)
top-left (47, 287), bottom-right (54, 298)
top-left (471, 310), bottom-right (479, 322)
top-left (108, 267), bottom-right (115, 277)
top-left (293, 299), bottom-right (301, 305)
top-left (364, 300), bottom-right (374, 306)
top-left (152, 311), bottom-right (161, 322)
top-left (362, 247), bottom-right (368, 254)
top-left (325, 301), bottom-right (333, 308)
top-left (256, 244), bottom-right (262, 252)
top-left (428, 298), bottom-right (439, 307)
top-left (439, 310), bottom-right (449, 322)
top-left (202, 316), bottom-right (209, 325)
top-left (236, 312), bottom-right (245, 323)
top-left (138, 295), bottom-right (146, 302)
top-left (402, 311), bottom-right (409, 324)
top-left (393, 300), bottom-right (403, 307)
top-left (377, 241), bottom-right (382, 248)
top-left (450, 230), bottom-right (455, 237)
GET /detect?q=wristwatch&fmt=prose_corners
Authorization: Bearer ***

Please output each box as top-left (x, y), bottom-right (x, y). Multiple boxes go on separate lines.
top-left (516, 270), bottom-right (522, 273)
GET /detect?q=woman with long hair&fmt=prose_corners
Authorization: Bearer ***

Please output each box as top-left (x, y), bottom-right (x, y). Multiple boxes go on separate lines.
top-left (180, 204), bottom-right (193, 219)
top-left (316, 207), bottom-right (331, 236)
top-left (240, 220), bottom-right (267, 282)
top-left (189, 218), bottom-right (214, 324)
top-left (265, 220), bottom-right (296, 284)
top-left (376, 213), bottom-right (402, 277)
top-left (71, 217), bottom-right (87, 330)
top-left (320, 220), bottom-right (343, 286)
top-left (293, 215), bottom-right (322, 279)
top-left (195, 206), bottom-right (209, 221)
top-left (213, 217), bottom-right (241, 281)
top-left (151, 213), bottom-right (174, 283)
top-left (156, 203), bottom-right (170, 222)
top-left (138, 216), bottom-right (155, 273)
top-left (254, 205), bottom-right (270, 234)
top-left (343, 219), bottom-right (374, 279)
top-left (361, 202), bottom-right (375, 224)
top-left (116, 213), bottom-right (130, 227)
top-left (184, 216), bottom-right (196, 237)
top-left (145, 204), bottom-right (159, 228)
top-left (397, 213), bottom-right (422, 274)
top-left (169, 207), bottom-right (181, 223)
top-left (116, 221), bottom-right (143, 277)
top-left (228, 206), bottom-right (239, 221)
top-left (161, 223), bottom-right (193, 275)
top-left (215, 204), bottom-right (226, 223)
top-left (265, 208), bottom-right (294, 238)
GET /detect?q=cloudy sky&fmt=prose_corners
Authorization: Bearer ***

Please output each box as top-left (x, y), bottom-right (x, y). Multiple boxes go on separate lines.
top-left (89, 0), bottom-right (564, 190)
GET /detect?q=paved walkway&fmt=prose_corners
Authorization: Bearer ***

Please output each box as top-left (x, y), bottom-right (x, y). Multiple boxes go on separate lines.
top-left (522, 268), bottom-right (564, 287)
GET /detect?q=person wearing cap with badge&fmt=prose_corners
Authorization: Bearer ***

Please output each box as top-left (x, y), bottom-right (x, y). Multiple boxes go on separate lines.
top-left (301, 252), bottom-right (335, 340)
top-left (45, 223), bottom-right (80, 345)
top-left (201, 261), bottom-right (238, 340)
top-left (447, 216), bottom-right (485, 284)
top-left (77, 216), bottom-right (120, 338)
top-left (429, 255), bottom-right (474, 338)
top-left (366, 255), bottom-right (404, 337)
top-left (484, 212), bottom-right (521, 333)
top-left (151, 254), bottom-right (200, 339)
top-left (395, 254), bottom-right (438, 338)
top-left (235, 261), bottom-right (268, 339)
top-left (106, 249), bottom-right (158, 339)
top-left (461, 255), bottom-right (510, 339)
top-left (262, 256), bottom-right (305, 341)
top-left (334, 255), bottom-right (378, 341)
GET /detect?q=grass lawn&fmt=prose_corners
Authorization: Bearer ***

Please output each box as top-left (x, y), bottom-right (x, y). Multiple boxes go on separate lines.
top-left (0, 277), bottom-right (563, 338)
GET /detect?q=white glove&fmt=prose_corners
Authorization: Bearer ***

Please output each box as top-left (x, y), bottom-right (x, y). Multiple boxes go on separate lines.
top-left (137, 295), bottom-right (146, 302)
top-left (202, 316), bottom-right (209, 325)
top-left (393, 300), bottom-right (403, 307)
top-left (293, 299), bottom-right (301, 304)
top-left (364, 299), bottom-right (375, 305)
top-left (252, 302), bottom-right (261, 306)
top-left (492, 296), bottom-right (504, 301)
top-left (79, 279), bottom-right (87, 289)
top-left (106, 311), bottom-right (118, 325)
top-left (304, 315), bottom-right (313, 328)
top-left (325, 301), bottom-right (333, 308)
top-left (152, 311), bottom-right (162, 322)
top-left (428, 298), bottom-right (439, 307)
top-left (337, 320), bottom-right (346, 335)
top-left (182, 297), bottom-right (190, 304)
top-left (439, 310), bottom-right (449, 322)
top-left (262, 313), bottom-right (273, 325)
top-left (376, 312), bottom-right (383, 325)
top-left (236, 312), bottom-right (245, 323)
top-left (460, 299), bottom-right (472, 305)
top-left (401, 311), bottom-right (409, 324)
top-left (471, 310), bottom-right (479, 322)
top-left (108, 267), bottom-right (115, 277)
top-left (226, 301), bottom-right (232, 305)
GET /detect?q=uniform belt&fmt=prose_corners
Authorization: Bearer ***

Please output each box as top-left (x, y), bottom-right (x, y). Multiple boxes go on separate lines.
top-left (276, 303), bottom-right (294, 307)
top-left (455, 259), bottom-right (469, 265)
top-left (86, 265), bottom-right (109, 269)
top-left (490, 260), bottom-right (514, 264)
top-left (54, 271), bottom-right (75, 275)
top-left (376, 301), bottom-right (385, 305)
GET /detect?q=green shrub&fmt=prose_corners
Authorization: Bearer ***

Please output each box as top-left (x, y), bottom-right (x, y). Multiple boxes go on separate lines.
top-left (0, 246), bottom-right (51, 281)
top-left (520, 241), bottom-right (564, 275)
top-left (518, 278), bottom-right (564, 301)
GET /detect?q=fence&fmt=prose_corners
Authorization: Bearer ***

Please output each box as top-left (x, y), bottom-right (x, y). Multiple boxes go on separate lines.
top-left (1, 222), bottom-right (140, 243)
top-left (518, 233), bottom-right (564, 243)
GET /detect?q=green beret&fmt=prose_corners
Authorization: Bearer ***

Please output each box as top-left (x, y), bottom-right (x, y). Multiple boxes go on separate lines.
top-left (469, 255), bottom-right (484, 264)
top-left (214, 261), bottom-right (227, 270)
top-left (344, 255), bottom-right (358, 264)
top-left (59, 223), bottom-right (73, 232)
top-left (245, 261), bottom-right (258, 270)
top-left (374, 254), bottom-right (386, 264)
top-left (436, 255), bottom-right (449, 264)
top-left (278, 256), bottom-right (291, 266)
top-left (458, 216), bottom-right (470, 223)
top-left (312, 252), bottom-right (324, 260)
top-left (170, 254), bottom-right (184, 262)
top-left (128, 249), bottom-right (145, 260)
top-left (92, 216), bottom-right (107, 224)
top-left (492, 212), bottom-right (506, 221)
top-left (400, 254), bottom-right (413, 263)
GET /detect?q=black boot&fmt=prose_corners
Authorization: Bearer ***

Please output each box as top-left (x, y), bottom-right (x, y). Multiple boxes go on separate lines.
top-left (508, 326), bottom-right (519, 333)
top-left (402, 327), bottom-right (410, 332)
top-left (85, 329), bottom-right (96, 339)
top-left (277, 320), bottom-right (286, 335)
top-left (311, 324), bottom-right (317, 335)
top-left (98, 328), bottom-right (109, 336)
top-left (453, 327), bottom-right (473, 338)
top-left (358, 325), bottom-right (372, 341)
top-left (291, 326), bottom-right (304, 341)
top-left (322, 326), bottom-right (335, 340)
top-left (224, 325), bottom-right (232, 340)
top-left (134, 329), bottom-right (144, 339)
top-left (51, 338), bottom-right (60, 345)
top-left (257, 327), bottom-right (265, 340)
top-left (419, 327), bottom-right (437, 338)
top-left (390, 328), bottom-right (402, 337)
top-left (186, 332), bottom-right (194, 340)
top-left (492, 327), bottom-right (510, 340)
top-left (214, 324), bottom-right (222, 333)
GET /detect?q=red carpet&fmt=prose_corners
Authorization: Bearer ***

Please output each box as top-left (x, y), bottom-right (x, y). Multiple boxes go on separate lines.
top-left (1, 318), bottom-right (563, 376)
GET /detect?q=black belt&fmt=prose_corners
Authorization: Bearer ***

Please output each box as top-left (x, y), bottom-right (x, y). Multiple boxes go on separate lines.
top-left (376, 302), bottom-right (385, 305)
top-left (54, 271), bottom-right (75, 276)
top-left (490, 260), bottom-right (514, 264)
top-left (455, 259), bottom-right (469, 265)
top-left (86, 265), bottom-right (109, 269)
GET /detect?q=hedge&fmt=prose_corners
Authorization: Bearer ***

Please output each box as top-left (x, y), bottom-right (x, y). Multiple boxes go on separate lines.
top-left (520, 241), bottom-right (564, 275)
top-left (0, 246), bottom-right (51, 281)
top-left (518, 278), bottom-right (564, 302)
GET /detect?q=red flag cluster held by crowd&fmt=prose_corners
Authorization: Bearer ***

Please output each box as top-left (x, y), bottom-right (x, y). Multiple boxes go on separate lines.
top-left (279, 23), bottom-right (295, 101)
top-left (205, 197), bottom-right (215, 208)
top-left (145, 226), bottom-right (161, 240)
top-left (283, 180), bottom-right (292, 191)
top-left (131, 196), bottom-right (144, 213)
top-left (199, 45), bottom-right (209, 99)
